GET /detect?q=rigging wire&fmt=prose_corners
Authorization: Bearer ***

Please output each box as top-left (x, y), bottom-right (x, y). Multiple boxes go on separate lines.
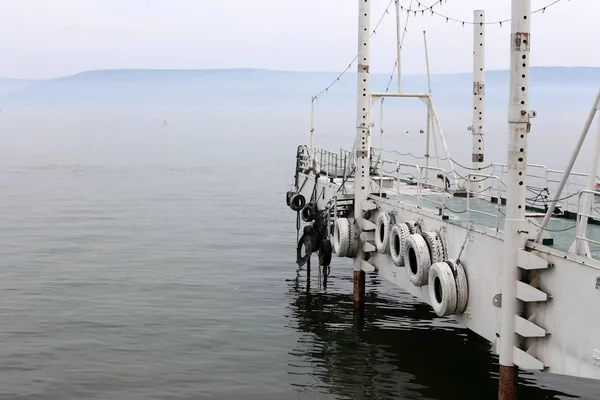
top-left (312, 0), bottom-right (567, 101)
top-left (384, 0), bottom-right (414, 93)
top-left (312, 0), bottom-right (396, 100)
top-left (449, 157), bottom-right (493, 171)
top-left (403, 0), bottom-right (565, 27)
top-left (312, 0), bottom-right (449, 100)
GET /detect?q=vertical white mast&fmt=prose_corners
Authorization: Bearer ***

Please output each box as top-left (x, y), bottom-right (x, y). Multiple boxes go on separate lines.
top-left (395, 0), bottom-right (402, 93)
top-left (353, 0), bottom-right (371, 308)
top-left (499, 0), bottom-right (532, 397)
top-left (471, 10), bottom-right (485, 197)
top-left (310, 97), bottom-right (316, 169)
top-left (423, 30), bottom-right (432, 178)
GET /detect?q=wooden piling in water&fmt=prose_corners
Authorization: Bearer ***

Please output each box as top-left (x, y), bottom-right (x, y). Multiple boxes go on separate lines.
top-left (353, 270), bottom-right (365, 309)
top-left (498, 365), bottom-right (518, 399)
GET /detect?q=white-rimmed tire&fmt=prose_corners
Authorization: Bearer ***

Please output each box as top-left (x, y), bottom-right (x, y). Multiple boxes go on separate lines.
top-left (333, 218), bottom-right (350, 257)
top-left (390, 223), bottom-right (410, 267)
top-left (428, 262), bottom-right (458, 317)
top-left (405, 234), bottom-right (432, 286)
top-left (438, 228), bottom-right (449, 261)
top-left (347, 217), bottom-right (360, 258)
top-left (422, 231), bottom-right (443, 264)
top-left (405, 220), bottom-right (423, 235)
top-left (375, 212), bottom-right (394, 254)
top-left (446, 259), bottom-right (469, 314)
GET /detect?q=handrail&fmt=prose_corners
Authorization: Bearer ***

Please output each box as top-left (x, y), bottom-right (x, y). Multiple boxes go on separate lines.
top-left (420, 166), bottom-right (448, 217)
top-left (397, 163), bottom-right (422, 209)
top-left (466, 173), bottom-right (503, 232)
top-left (377, 159), bottom-right (400, 197)
top-left (547, 169), bottom-right (589, 212)
top-left (574, 189), bottom-right (600, 251)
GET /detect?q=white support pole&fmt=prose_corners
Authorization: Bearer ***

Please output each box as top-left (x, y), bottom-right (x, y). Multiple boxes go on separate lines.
top-left (423, 31), bottom-right (432, 95)
top-left (499, 1), bottom-right (532, 398)
top-left (395, 0), bottom-right (402, 93)
top-left (379, 98), bottom-right (384, 171)
top-left (425, 105), bottom-right (431, 182)
top-left (471, 11), bottom-right (486, 197)
top-left (534, 90), bottom-right (600, 242)
top-left (570, 119), bottom-right (600, 257)
top-left (353, 0), bottom-right (371, 309)
top-left (429, 100), bottom-right (458, 187)
top-left (423, 30), bottom-right (432, 184)
top-left (310, 97), bottom-right (316, 169)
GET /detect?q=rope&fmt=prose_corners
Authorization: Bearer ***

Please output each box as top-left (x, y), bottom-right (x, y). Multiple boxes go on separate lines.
top-left (312, 0), bottom-right (397, 100)
top-left (296, 211), bottom-right (300, 243)
top-left (444, 204), bottom-right (467, 214)
top-left (384, 0), bottom-right (414, 93)
top-left (400, 0), bottom-right (445, 13)
top-left (528, 218), bottom-right (576, 233)
top-left (404, 0), bottom-right (565, 27)
top-left (311, 173), bottom-right (318, 202)
top-left (449, 157), bottom-right (492, 171)
top-left (380, 149), bottom-right (448, 160)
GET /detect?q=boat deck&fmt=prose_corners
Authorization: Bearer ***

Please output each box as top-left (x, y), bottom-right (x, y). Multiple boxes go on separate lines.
top-left (322, 174), bottom-right (600, 259)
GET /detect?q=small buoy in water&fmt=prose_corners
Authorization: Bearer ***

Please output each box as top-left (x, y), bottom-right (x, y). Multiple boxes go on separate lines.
top-left (164, 120), bottom-right (167, 126)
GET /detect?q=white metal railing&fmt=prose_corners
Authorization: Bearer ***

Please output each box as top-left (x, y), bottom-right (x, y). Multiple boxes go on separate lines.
top-left (547, 169), bottom-right (588, 214)
top-left (397, 163), bottom-right (422, 209)
top-left (420, 166), bottom-right (448, 215)
top-left (575, 189), bottom-right (600, 249)
top-left (307, 145), bottom-right (600, 238)
top-left (377, 159), bottom-right (400, 197)
top-left (489, 163), bottom-right (593, 215)
top-left (466, 173), bottom-right (504, 232)
top-left (314, 148), bottom-right (347, 179)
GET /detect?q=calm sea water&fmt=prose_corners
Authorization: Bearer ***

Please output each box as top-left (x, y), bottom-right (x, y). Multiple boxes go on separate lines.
top-left (0, 108), bottom-right (598, 399)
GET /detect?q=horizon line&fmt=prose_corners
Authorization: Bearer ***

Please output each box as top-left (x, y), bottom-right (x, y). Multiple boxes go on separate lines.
top-left (2, 65), bottom-right (599, 81)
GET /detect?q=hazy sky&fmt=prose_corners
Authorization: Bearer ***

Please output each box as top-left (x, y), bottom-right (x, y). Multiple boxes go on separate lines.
top-left (0, 0), bottom-right (597, 79)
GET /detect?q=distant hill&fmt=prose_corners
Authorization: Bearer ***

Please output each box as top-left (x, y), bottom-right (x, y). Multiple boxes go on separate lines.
top-left (0, 67), bottom-right (597, 109)
top-left (0, 78), bottom-right (40, 96)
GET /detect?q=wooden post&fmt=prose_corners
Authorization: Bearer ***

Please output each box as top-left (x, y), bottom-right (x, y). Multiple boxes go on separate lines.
top-left (353, 270), bottom-right (366, 309)
top-left (498, 365), bottom-right (518, 399)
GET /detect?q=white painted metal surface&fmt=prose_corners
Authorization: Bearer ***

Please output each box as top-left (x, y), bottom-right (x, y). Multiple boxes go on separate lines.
top-left (535, 90), bottom-right (600, 241)
top-left (293, 172), bottom-right (600, 379)
top-left (471, 10), bottom-right (485, 196)
top-left (289, 0), bottom-right (600, 388)
top-left (353, 0), bottom-right (372, 274)
top-left (423, 30), bottom-right (432, 177)
top-left (571, 119), bottom-right (600, 257)
top-left (499, 0), bottom-right (532, 372)
top-left (310, 97), bottom-right (316, 170)
top-left (395, 0), bottom-right (402, 93)
top-left (423, 31), bottom-right (432, 95)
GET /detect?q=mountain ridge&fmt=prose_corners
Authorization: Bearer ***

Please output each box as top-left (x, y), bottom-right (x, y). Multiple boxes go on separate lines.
top-left (4, 65), bottom-right (599, 81)
top-left (1, 66), bottom-right (598, 108)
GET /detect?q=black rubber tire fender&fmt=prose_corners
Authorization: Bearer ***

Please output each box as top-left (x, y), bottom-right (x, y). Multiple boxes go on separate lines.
top-left (319, 239), bottom-right (332, 267)
top-left (286, 191), bottom-right (295, 207)
top-left (296, 233), bottom-right (313, 266)
top-left (290, 193), bottom-right (306, 212)
top-left (301, 202), bottom-right (317, 223)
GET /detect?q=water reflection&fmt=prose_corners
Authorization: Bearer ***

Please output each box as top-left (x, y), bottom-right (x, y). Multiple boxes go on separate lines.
top-left (285, 266), bottom-right (579, 400)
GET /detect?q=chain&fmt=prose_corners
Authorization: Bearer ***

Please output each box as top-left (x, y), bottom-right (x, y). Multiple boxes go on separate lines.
top-left (456, 223), bottom-right (473, 262)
